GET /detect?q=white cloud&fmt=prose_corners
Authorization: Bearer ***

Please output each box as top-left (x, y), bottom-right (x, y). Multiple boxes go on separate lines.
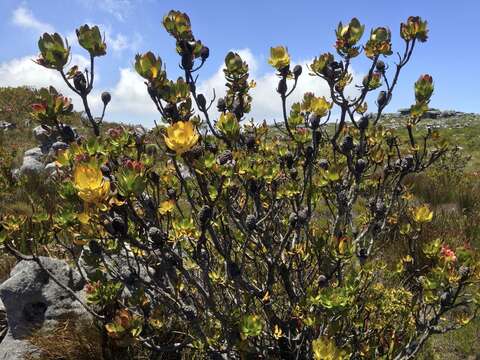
top-left (198, 48), bottom-right (362, 123)
top-left (106, 68), bottom-right (159, 126)
top-left (0, 49), bottom-right (364, 128)
top-left (12, 5), bottom-right (54, 33)
top-left (0, 54), bottom-right (89, 96)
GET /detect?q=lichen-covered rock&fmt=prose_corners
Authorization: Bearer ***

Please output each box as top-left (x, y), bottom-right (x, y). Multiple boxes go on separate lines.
top-left (44, 162), bottom-right (58, 176)
top-left (51, 141), bottom-right (68, 152)
top-left (0, 122), bottom-right (15, 131)
top-left (0, 257), bottom-right (89, 360)
top-left (33, 126), bottom-right (50, 145)
top-left (23, 147), bottom-right (44, 161)
top-left (18, 157), bottom-right (45, 178)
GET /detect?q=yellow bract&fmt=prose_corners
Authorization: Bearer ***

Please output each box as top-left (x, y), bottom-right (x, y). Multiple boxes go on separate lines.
top-left (268, 46), bottom-right (290, 71)
top-left (73, 163), bottom-right (110, 204)
top-left (310, 96), bottom-right (332, 117)
top-left (413, 204), bottom-right (433, 223)
top-left (312, 337), bottom-right (349, 360)
top-left (164, 121), bottom-right (199, 155)
top-left (159, 199), bottom-right (175, 215)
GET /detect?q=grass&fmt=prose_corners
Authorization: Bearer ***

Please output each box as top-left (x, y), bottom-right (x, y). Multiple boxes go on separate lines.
top-left (26, 318), bottom-right (104, 360)
top-left (419, 317), bottom-right (480, 360)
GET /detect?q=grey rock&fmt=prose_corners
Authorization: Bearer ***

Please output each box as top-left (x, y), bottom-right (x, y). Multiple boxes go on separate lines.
top-left (0, 257), bottom-right (89, 359)
top-left (33, 126), bottom-right (50, 145)
top-left (423, 110), bottom-right (441, 119)
top-left (19, 157), bottom-right (45, 178)
top-left (0, 333), bottom-right (39, 360)
top-left (10, 169), bottom-right (20, 180)
top-left (51, 141), bottom-right (68, 152)
top-left (23, 147), bottom-right (44, 161)
top-left (44, 162), bottom-right (58, 176)
top-left (397, 108), bottom-right (410, 115)
top-left (0, 122), bottom-right (15, 131)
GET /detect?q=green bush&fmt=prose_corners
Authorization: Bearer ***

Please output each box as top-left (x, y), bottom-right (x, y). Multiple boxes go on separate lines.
top-left (1, 11), bottom-right (479, 360)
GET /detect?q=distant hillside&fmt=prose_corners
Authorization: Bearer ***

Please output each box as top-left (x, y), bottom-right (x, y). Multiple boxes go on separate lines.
top-left (2, 86), bottom-right (480, 169)
top-left (0, 86), bottom-right (122, 166)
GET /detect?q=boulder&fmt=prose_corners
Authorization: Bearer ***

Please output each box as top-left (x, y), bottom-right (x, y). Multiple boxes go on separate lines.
top-left (18, 157), bottom-right (45, 178)
top-left (0, 122), bottom-right (15, 131)
top-left (397, 108), bottom-right (411, 116)
top-left (44, 162), bottom-right (58, 176)
top-left (0, 257), bottom-right (89, 360)
top-left (51, 141), bottom-right (68, 152)
top-left (23, 147), bottom-right (44, 161)
top-left (32, 126), bottom-right (50, 145)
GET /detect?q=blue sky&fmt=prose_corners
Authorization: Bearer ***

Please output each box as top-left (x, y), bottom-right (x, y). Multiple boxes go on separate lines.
top-left (0, 0), bottom-right (478, 126)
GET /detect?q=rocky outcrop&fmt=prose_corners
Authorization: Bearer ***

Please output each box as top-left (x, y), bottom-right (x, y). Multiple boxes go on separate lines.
top-left (0, 122), bottom-right (15, 132)
top-left (0, 257), bottom-right (89, 360)
top-left (15, 124), bottom-right (79, 182)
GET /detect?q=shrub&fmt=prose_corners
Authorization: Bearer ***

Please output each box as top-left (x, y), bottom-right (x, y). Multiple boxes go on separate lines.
top-left (1, 11), bottom-right (479, 360)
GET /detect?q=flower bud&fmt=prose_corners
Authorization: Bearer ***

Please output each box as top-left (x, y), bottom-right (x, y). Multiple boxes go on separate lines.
top-left (149, 227), bottom-right (166, 247)
top-left (305, 145), bottom-right (314, 162)
top-left (73, 72), bottom-right (87, 93)
top-left (245, 134), bottom-right (256, 150)
top-left (167, 187), bottom-right (177, 200)
top-left (355, 158), bottom-right (367, 174)
top-left (112, 216), bottom-right (127, 236)
top-left (89, 240), bottom-right (102, 256)
top-left (283, 151), bottom-right (294, 168)
top-left (375, 60), bottom-right (386, 73)
top-left (217, 97), bottom-right (226, 112)
top-left (101, 91), bottom-right (111, 106)
top-left (293, 64), bottom-right (302, 79)
top-left (377, 91), bottom-right (388, 107)
top-left (245, 214), bottom-right (257, 231)
top-left (318, 275), bottom-right (328, 288)
top-left (319, 159), bottom-right (329, 170)
top-left (198, 205), bottom-right (213, 225)
top-left (100, 164), bottom-right (111, 177)
top-left (357, 248), bottom-right (368, 265)
top-left (197, 93), bottom-right (207, 110)
top-left (200, 46), bottom-right (210, 61)
top-left (340, 135), bottom-right (354, 152)
top-left (357, 115), bottom-right (369, 131)
top-left (217, 150), bottom-right (233, 165)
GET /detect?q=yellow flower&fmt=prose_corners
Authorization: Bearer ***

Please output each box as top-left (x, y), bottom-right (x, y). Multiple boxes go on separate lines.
top-left (309, 96), bottom-right (332, 117)
top-left (164, 121), bottom-right (199, 155)
top-left (73, 162), bottom-right (110, 204)
top-left (312, 337), bottom-right (349, 360)
top-left (273, 325), bottom-right (284, 339)
top-left (268, 46), bottom-right (290, 71)
top-left (412, 204), bottom-right (433, 223)
top-left (159, 199), bottom-right (175, 215)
